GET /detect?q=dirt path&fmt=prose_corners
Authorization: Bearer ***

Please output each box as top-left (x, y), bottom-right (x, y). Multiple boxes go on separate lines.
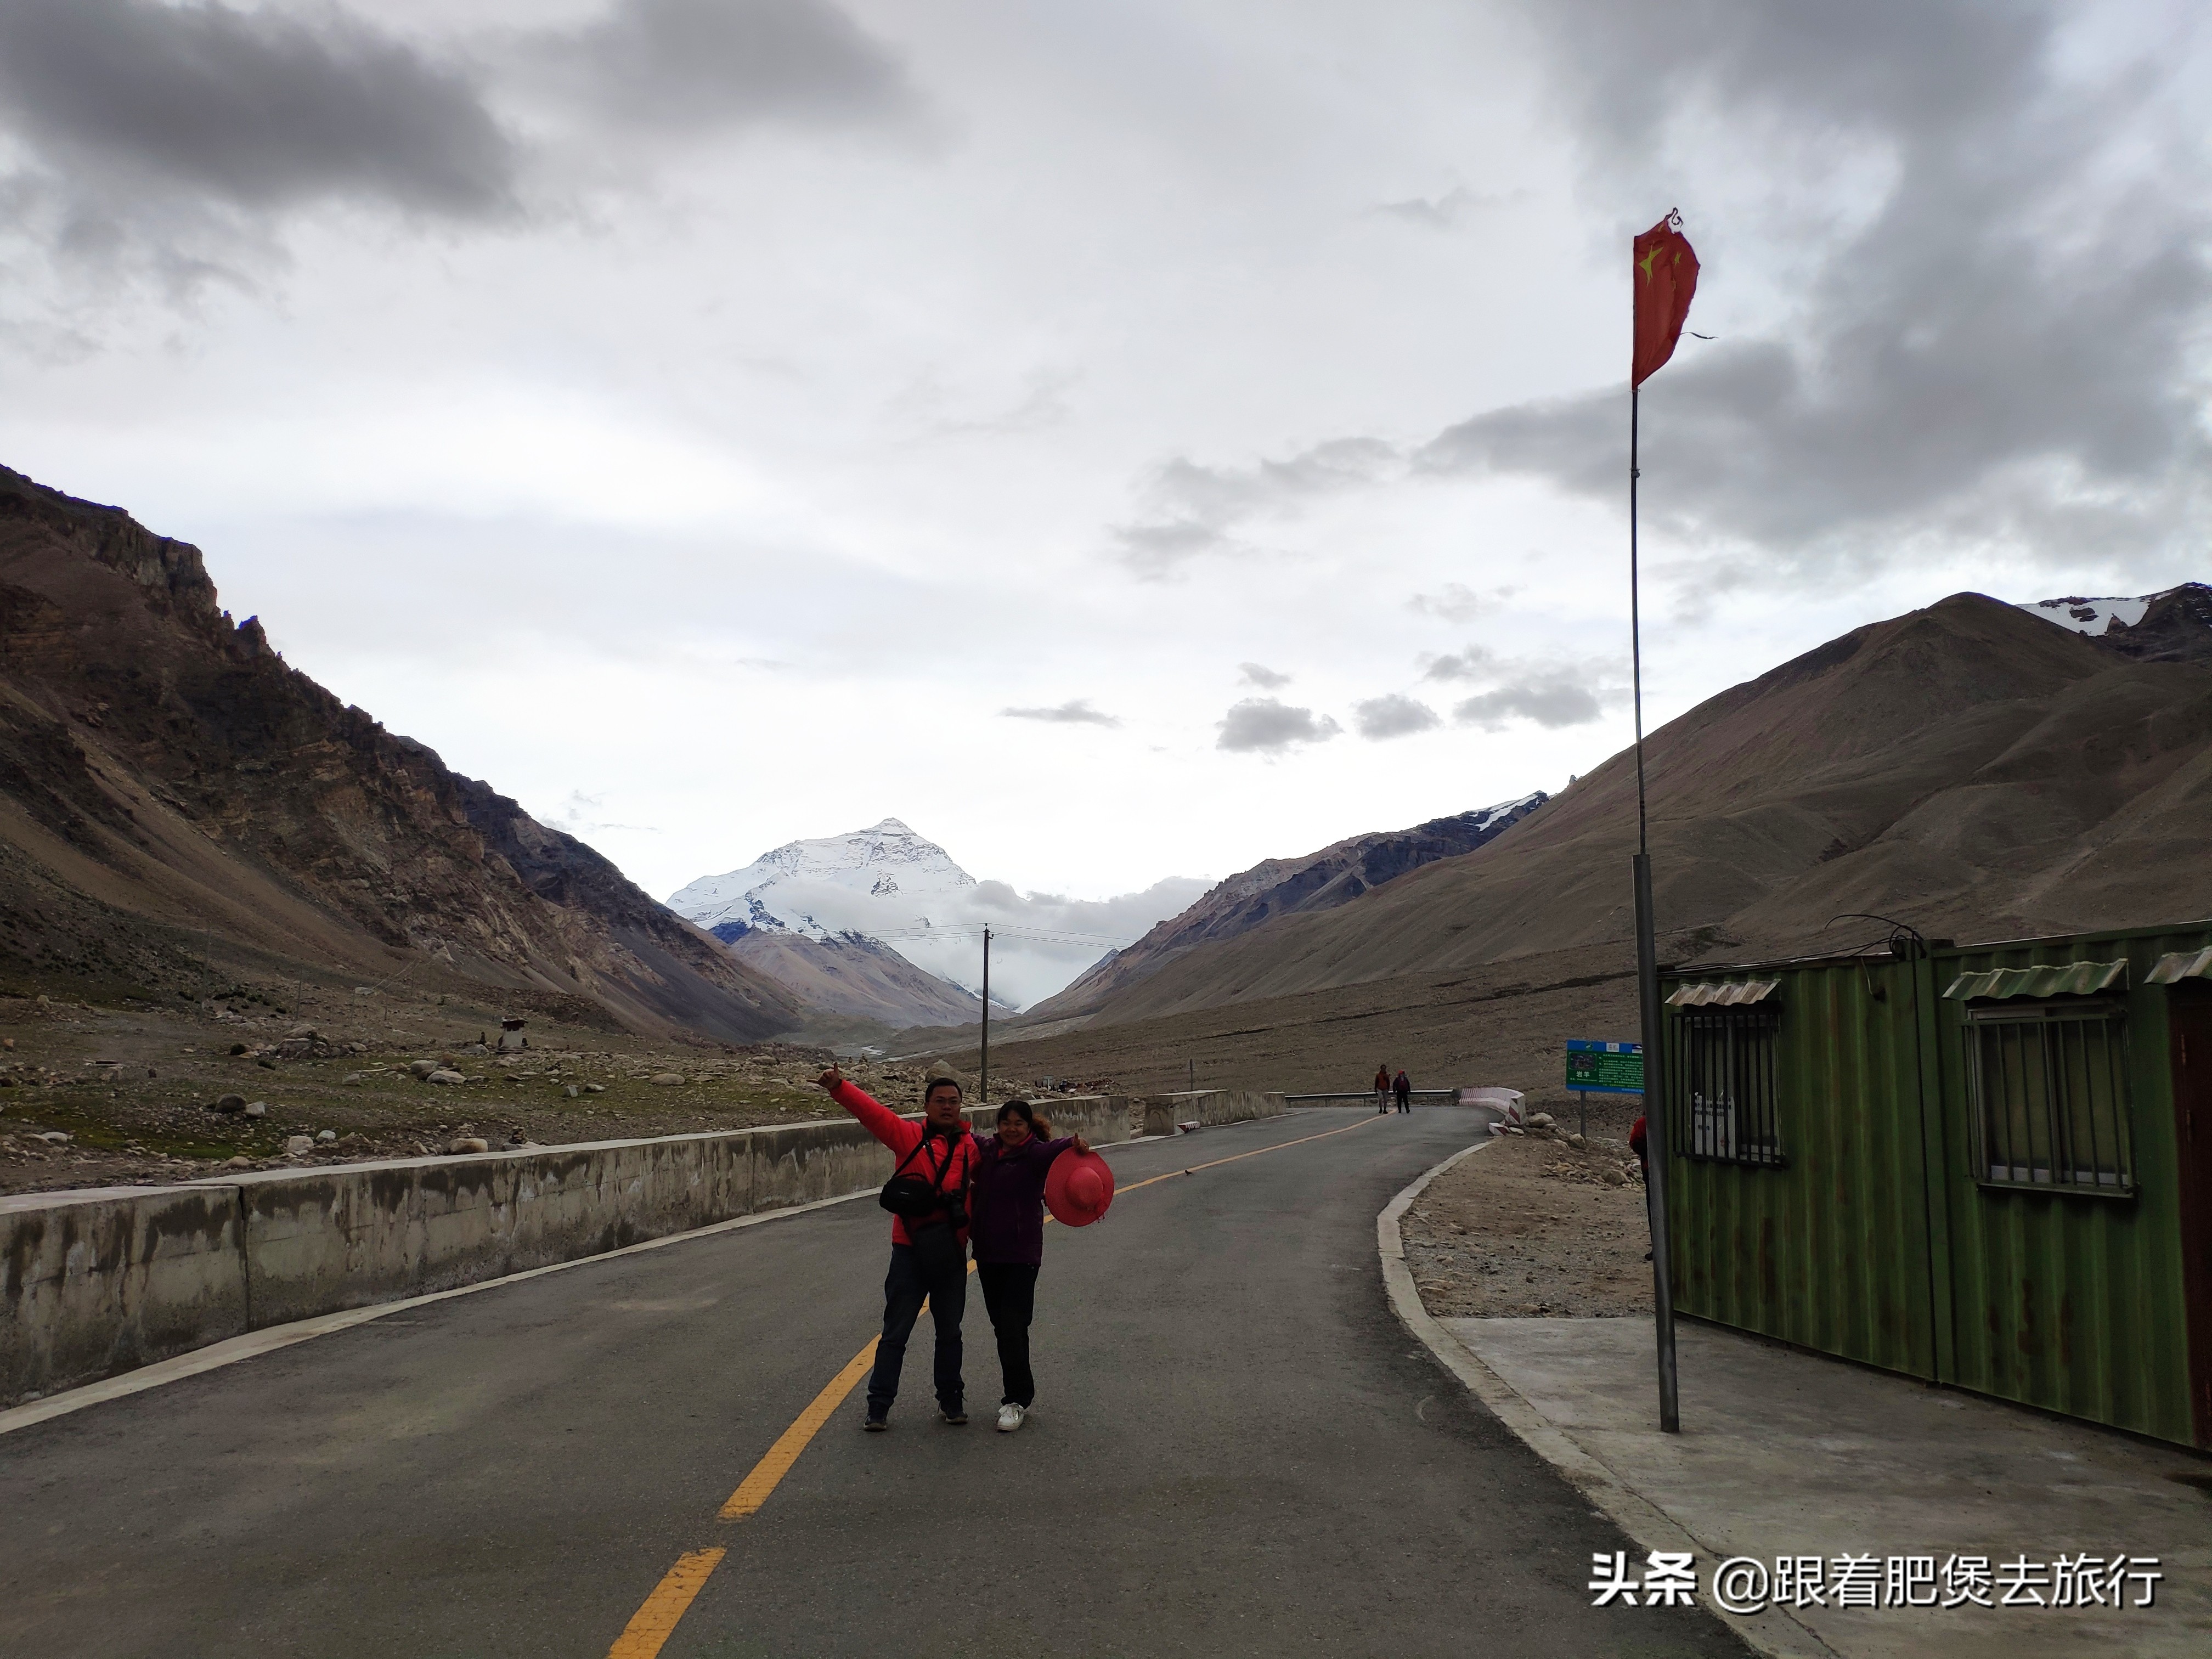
top-left (1401, 1125), bottom-right (1654, 1318)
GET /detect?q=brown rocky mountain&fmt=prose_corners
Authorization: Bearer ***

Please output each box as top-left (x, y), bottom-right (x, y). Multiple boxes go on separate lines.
top-left (1018, 590), bottom-right (2212, 1033)
top-left (1019, 793), bottom-right (1548, 1025)
top-left (0, 465), bottom-right (804, 1043)
top-left (720, 929), bottom-right (984, 1030)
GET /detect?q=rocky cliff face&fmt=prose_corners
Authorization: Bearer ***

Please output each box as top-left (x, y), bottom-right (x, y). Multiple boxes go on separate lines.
top-left (0, 465), bottom-right (804, 1043)
top-left (1020, 793), bottom-right (1548, 1022)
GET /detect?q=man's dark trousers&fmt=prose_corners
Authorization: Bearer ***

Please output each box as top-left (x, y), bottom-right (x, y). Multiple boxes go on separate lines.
top-left (868, 1242), bottom-right (967, 1418)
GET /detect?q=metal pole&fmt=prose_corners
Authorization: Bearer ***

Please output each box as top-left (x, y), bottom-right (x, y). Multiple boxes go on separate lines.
top-left (1630, 378), bottom-right (1681, 1435)
top-left (1188, 1057), bottom-right (1195, 1095)
top-left (980, 926), bottom-right (991, 1104)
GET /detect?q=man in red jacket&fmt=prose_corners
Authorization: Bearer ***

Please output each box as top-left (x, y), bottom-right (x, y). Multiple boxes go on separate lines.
top-left (819, 1064), bottom-right (981, 1430)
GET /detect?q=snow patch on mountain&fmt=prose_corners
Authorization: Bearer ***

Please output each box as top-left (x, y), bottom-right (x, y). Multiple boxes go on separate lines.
top-left (2021, 591), bottom-right (2156, 636)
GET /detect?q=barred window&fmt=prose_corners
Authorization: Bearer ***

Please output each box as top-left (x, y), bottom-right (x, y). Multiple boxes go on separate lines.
top-left (1966, 1003), bottom-right (2134, 1194)
top-left (1671, 1008), bottom-right (1784, 1166)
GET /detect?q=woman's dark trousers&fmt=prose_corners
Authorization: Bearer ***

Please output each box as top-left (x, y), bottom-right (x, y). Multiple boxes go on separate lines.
top-left (977, 1262), bottom-right (1041, 1407)
top-left (867, 1242), bottom-right (967, 1418)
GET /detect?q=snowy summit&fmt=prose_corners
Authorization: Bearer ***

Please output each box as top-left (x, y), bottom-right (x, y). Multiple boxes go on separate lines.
top-left (667, 819), bottom-right (977, 943)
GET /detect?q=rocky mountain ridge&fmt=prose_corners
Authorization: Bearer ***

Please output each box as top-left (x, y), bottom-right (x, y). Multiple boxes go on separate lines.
top-left (0, 464), bottom-right (803, 1043)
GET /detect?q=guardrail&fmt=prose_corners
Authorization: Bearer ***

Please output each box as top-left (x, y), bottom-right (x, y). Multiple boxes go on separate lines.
top-left (1283, 1091), bottom-right (1463, 1104)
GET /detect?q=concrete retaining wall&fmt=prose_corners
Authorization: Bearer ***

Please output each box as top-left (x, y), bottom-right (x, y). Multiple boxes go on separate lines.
top-left (1, 1184), bottom-right (247, 1408)
top-left (3, 1093), bottom-right (1150, 1409)
top-left (1137, 1089), bottom-right (1288, 1138)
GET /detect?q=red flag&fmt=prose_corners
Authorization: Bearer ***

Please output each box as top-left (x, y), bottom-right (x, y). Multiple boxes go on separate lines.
top-left (1632, 213), bottom-right (1699, 387)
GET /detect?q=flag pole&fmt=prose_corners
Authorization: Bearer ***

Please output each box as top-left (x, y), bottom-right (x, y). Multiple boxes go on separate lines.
top-left (980, 926), bottom-right (992, 1104)
top-left (1630, 374), bottom-right (1682, 1436)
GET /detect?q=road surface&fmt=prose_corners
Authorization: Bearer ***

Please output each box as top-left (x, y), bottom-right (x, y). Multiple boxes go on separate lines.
top-left (0, 1109), bottom-right (1745, 1657)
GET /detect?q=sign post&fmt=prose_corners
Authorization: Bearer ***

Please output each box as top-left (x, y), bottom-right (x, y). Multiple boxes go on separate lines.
top-left (1565, 1039), bottom-right (1644, 1141)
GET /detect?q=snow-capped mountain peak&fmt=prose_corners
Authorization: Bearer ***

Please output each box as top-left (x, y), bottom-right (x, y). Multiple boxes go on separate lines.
top-left (667, 819), bottom-right (977, 943)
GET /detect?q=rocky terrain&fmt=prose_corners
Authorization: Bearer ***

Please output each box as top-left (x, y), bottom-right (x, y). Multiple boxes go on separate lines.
top-left (0, 973), bottom-right (1096, 1198)
top-left (1401, 1114), bottom-right (1652, 1320)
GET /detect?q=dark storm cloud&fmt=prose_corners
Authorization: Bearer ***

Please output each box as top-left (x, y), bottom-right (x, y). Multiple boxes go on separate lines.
top-left (1111, 438), bottom-right (1397, 576)
top-left (1452, 674), bottom-right (1601, 731)
top-left (1000, 698), bottom-right (1121, 727)
top-left (0, 0), bottom-right (515, 217)
top-left (539, 0), bottom-right (919, 133)
top-left (1419, 644), bottom-right (1497, 682)
top-left (1424, 0), bottom-right (2212, 568)
top-left (1353, 693), bottom-right (1441, 740)
top-left (1216, 697), bottom-right (1340, 753)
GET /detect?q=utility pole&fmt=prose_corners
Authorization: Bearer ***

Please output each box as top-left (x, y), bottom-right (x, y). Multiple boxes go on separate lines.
top-left (979, 926), bottom-right (992, 1105)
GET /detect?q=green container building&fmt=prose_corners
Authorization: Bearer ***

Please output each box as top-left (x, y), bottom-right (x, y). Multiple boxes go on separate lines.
top-left (1658, 921), bottom-right (2212, 1449)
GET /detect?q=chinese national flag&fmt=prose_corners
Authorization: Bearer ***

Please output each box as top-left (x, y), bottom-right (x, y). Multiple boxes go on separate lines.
top-left (1632, 216), bottom-right (1699, 387)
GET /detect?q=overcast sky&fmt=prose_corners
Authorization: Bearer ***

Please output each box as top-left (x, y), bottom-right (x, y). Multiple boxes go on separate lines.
top-left (3, 0), bottom-right (2207, 949)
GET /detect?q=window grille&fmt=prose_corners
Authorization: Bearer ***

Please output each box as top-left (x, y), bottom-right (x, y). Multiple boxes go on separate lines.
top-left (1670, 1007), bottom-right (1784, 1166)
top-left (1966, 1002), bottom-right (2134, 1194)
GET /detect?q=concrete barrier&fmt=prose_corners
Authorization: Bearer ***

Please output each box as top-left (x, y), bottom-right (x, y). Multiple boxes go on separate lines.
top-left (1137, 1089), bottom-right (1288, 1138)
top-left (1, 1184), bottom-right (249, 1407)
top-left (2, 1094), bottom-right (1136, 1408)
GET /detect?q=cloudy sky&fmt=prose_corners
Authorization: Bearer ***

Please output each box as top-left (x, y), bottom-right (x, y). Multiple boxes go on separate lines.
top-left (3, 0), bottom-right (2208, 972)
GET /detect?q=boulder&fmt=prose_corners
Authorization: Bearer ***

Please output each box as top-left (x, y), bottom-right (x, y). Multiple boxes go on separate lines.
top-left (317, 1129), bottom-right (337, 1143)
top-left (448, 1137), bottom-right (490, 1154)
top-left (427, 1069), bottom-right (467, 1086)
top-left (409, 1059), bottom-right (440, 1081)
top-left (286, 1023), bottom-right (318, 1040)
top-left (244, 1102), bottom-right (268, 1119)
top-left (1600, 1165), bottom-right (1626, 1187)
top-left (651, 1073), bottom-right (685, 1087)
top-left (284, 1135), bottom-right (314, 1155)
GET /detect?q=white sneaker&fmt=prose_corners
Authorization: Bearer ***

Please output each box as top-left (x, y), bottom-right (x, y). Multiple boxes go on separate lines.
top-left (996, 1402), bottom-right (1026, 1432)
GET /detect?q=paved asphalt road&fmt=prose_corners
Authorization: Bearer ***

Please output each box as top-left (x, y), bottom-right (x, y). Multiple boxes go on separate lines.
top-left (1, 1109), bottom-right (1747, 1658)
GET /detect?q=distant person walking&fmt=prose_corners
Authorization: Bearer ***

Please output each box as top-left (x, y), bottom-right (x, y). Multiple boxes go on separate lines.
top-left (966, 1101), bottom-right (1091, 1433)
top-left (1374, 1064), bottom-right (1391, 1114)
top-left (1393, 1069), bottom-right (1412, 1113)
top-left (818, 1064), bottom-right (981, 1430)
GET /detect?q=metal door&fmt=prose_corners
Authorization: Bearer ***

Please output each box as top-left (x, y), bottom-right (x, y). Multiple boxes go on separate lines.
top-left (2172, 986), bottom-right (2212, 1448)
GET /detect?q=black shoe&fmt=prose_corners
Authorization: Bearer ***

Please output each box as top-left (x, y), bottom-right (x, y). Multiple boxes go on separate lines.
top-left (940, 1406), bottom-right (968, 1426)
top-left (862, 1413), bottom-right (889, 1432)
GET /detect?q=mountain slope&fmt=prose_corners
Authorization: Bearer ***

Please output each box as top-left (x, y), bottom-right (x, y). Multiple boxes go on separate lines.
top-left (1067, 591), bottom-right (2212, 1028)
top-left (0, 464), bottom-right (804, 1042)
top-left (1020, 793), bottom-right (1547, 1023)
top-left (719, 929), bottom-right (984, 1029)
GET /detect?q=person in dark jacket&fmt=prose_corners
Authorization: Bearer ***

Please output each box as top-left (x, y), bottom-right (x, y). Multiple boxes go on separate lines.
top-left (966, 1100), bottom-right (1090, 1433)
top-left (1392, 1069), bottom-right (1412, 1113)
top-left (818, 1065), bottom-right (981, 1430)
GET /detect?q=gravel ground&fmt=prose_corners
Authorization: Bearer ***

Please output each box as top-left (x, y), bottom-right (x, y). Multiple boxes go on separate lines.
top-left (0, 985), bottom-right (1108, 1195)
top-left (1401, 1121), bottom-right (1654, 1318)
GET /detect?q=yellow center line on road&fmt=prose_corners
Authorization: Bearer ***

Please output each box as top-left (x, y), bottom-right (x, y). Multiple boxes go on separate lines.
top-left (606, 1110), bottom-right (1385, 1656)
top-left (606, 1549), bottom-right (727, 1659)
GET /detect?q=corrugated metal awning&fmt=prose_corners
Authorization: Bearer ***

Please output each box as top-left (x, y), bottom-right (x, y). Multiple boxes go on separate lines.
top-left (1941, 959), bottom-right (2129, 1001)
top-left (2146, 947), bottom-right (2212, 985)
top-left (1666, 979), bottom-right (1780, 1007)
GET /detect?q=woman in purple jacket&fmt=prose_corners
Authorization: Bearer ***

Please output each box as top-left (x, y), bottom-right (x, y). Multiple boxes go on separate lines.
top-left (967, 1100), bottom-right (1089, 1433)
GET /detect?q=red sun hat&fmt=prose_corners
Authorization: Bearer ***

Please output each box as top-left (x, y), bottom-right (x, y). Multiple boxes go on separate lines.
top-left (1045, 1148), bottom-right (1116, 1227)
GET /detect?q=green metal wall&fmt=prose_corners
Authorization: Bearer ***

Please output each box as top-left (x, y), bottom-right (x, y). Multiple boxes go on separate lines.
top-left (1662, 921), bottom-right (2210, 1448)
top-left (1926, 927), bottom-right (2202, 1444)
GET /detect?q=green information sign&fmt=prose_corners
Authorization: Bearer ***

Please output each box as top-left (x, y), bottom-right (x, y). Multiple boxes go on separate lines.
top-left (1566, 1039), bottom-right (1644, 1094)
